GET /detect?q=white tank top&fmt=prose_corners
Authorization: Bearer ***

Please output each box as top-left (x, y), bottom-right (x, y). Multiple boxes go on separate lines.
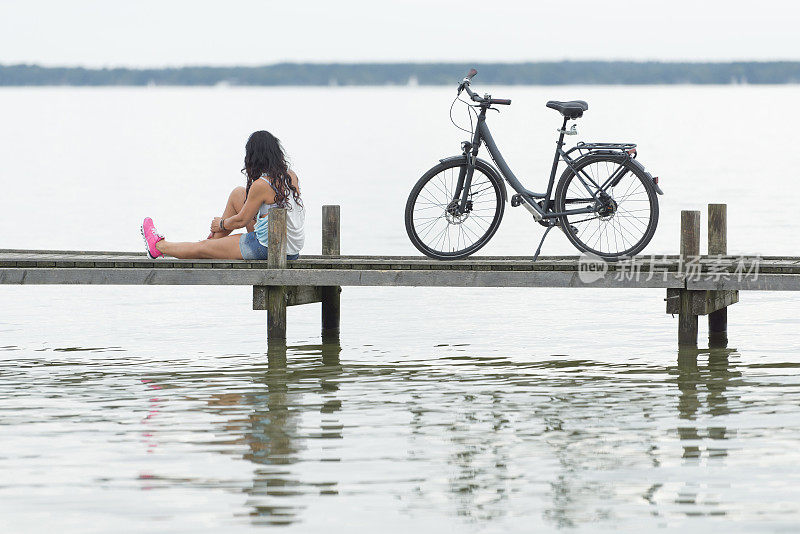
top-left (253, 174), bottom-right (306, 255)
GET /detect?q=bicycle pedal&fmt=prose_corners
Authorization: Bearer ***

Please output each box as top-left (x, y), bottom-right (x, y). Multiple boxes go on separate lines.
top-left (511, 194), bottom-right (522, 207)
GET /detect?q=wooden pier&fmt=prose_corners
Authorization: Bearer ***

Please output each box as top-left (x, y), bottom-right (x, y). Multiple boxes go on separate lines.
top-left (1, 204), bottom-right (799, 348)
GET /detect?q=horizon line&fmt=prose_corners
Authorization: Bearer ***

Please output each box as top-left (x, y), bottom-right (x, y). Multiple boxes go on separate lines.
top-left (3, 59), bottom-right (800, 70)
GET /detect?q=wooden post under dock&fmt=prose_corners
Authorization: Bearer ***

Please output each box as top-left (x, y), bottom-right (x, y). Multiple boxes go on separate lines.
top-left (266, 208), bottom-right (288, 341)
top-left (253, 205), bottom-right (342, 344)
top-left (678, 210), bottom-right (701, 347)
top-left (708, 203), bottom-right (730, 347)
top-left (321, 205), bottom-right (341, 340)
top-left (668, 203), bottom-right (739, 348)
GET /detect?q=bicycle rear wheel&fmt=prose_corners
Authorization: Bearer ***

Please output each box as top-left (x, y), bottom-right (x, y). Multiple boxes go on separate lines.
top-left (554, 153), bottom-right (659, 258)
top-left (405, 159), bottom-right (505, 260)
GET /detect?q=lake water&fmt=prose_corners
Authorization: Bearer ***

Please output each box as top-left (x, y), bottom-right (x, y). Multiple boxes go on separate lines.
top-left (1, 86), bottom-right (800, 533)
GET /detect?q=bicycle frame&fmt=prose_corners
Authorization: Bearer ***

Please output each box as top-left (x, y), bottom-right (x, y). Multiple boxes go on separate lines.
top-left (454, 106), bottom-right (625, 220)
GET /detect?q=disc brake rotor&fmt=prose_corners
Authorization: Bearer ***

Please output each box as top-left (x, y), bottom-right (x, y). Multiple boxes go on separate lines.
top-left (445, 200), bottom-right (472, 224)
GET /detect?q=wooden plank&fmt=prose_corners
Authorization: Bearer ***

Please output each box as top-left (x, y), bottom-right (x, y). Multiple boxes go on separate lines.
top-left (666, 288), bottom-right (739, 315)
top-left (4, 251), bottom-right (800, 275)
top-left (0, 254), bottom-right (785, 269)
top-left (0, 252), bottom-right (596, 260)
top-left (288, 285), bottom-right (323, 306)
top-left (5, 251), bottom-right (800, 265)
top-left (687, 274), bottom-right (800, 291)
top-left (696, 290), bottom-right (738, 315)
top-left (0, 248), bottom-right (145, 256)
top-left (0, 267), bottom-right (687, 288)
top-left (254, 285), bottom-right (323, 309)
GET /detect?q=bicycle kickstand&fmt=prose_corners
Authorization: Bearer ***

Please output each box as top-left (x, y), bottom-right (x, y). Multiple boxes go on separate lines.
top-left (532, 224), bottom-right (556, 262)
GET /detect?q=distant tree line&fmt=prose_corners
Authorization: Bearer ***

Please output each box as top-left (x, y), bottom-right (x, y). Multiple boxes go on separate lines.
top-left (2, 62), bottom-right (799, 86)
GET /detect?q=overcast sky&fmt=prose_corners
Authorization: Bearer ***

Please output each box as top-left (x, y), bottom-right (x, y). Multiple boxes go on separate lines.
top-left (1, 0), bottom-right (798, 67)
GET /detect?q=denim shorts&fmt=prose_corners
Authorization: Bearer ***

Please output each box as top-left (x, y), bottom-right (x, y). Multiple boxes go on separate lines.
top-left (239, 231), bottom-right (300, 261)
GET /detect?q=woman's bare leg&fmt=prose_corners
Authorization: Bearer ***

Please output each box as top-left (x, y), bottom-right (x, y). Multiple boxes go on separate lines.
top-left (157, 234), bottom-right (244, 259)
top-left (209, 186), bottom-right (249, 239)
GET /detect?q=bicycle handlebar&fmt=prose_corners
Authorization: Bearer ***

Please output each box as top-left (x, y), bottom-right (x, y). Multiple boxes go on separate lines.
top-left (459, 70), bottom-right (512, 106)
top-left (462, 83), bottom-right (478, 100)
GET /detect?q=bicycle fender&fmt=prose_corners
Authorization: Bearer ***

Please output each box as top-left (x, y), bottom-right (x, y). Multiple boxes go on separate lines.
top-left (437, 155), bottom-right (508, 203)
top-left (629, 158), bottom-right (664, 195)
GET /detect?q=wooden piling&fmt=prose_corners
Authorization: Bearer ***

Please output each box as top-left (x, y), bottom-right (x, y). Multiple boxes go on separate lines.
top-left (321, 205), bottom-right (341, 339)
top-left (708, 204), bottom-right (728, 346)
top-left (679, 210), bottom-right (701, 346)
top-left (267, 208), bottom-right (288, 341)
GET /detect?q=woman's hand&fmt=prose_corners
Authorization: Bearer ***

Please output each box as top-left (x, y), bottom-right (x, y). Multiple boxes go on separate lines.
top-left (211, 217), bottom-right (223, 233)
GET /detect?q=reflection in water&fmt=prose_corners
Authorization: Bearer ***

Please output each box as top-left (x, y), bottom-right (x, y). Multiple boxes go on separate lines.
top-left (671, 347), bottom-right (738, 516)
top-left (445, 391), bottom-right (512, 522)
top-left (531, 349), bottom-right (740, 528)
top-left (140, 379), bottom-right (163, 457)
top-left (242, 340), bottom-right (342, 526)
top-left (193, 340), bottom-right (344, 526)
top-left (398, 348), bottom-right (746, 529)
top-left (22, 337), bottom-right (797, 531)
top-left (676, 348), bottom-right (737, 456)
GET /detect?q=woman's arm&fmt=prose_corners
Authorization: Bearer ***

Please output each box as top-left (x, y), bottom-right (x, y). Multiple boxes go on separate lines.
top-left (211, 180), bottom-right (275, 233)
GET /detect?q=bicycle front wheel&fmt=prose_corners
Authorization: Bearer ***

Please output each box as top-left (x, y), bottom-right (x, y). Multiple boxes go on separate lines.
top-left (554, 153), bottom-right (659, 259)
top-left (405, 159), bottom-right (505, 260)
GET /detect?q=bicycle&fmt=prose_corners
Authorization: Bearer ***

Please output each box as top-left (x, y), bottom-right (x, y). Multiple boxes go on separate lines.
top-left (404, 68), bottom-right (664, 261)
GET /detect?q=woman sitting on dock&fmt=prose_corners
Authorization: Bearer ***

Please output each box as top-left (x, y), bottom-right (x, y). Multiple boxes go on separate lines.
top-left (141, 130), bottom-right (305, 260)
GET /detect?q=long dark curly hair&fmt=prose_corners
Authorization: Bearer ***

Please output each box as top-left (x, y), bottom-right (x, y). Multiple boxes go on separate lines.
top-left (241, 130), bottom-right (301, 209)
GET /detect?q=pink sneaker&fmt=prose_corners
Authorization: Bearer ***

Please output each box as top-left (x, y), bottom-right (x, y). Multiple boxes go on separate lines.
top-left (141, 217), bottom-right (165, 259)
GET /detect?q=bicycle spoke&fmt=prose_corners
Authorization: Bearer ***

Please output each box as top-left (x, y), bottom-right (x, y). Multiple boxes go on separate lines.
top-left (418, 217), bottom-right (446, 240)
top-left (611, 216), bottom-right (633, 251)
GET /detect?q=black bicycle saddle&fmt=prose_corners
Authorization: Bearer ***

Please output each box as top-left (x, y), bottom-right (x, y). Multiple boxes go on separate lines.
top-left (546, 100), bottom-right (589, 119)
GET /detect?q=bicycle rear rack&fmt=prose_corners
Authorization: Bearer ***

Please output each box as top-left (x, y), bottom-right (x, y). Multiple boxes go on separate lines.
top-left (568, 141), bottom-right (637, 157)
